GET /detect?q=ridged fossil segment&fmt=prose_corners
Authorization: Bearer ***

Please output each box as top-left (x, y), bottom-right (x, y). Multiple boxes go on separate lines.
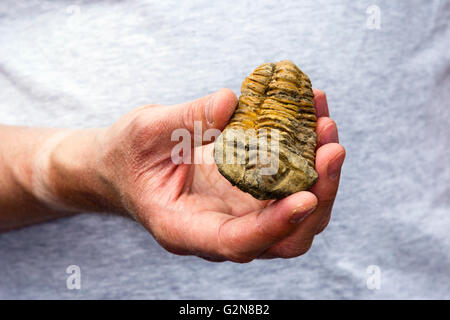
top-left (214, 60), bottom-right (318, 200)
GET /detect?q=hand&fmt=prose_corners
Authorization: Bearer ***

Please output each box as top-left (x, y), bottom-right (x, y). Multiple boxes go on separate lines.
top-left (50, 89), bottom-right (345, 262)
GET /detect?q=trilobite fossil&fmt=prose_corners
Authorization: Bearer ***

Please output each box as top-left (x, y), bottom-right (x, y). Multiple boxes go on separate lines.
top-left (214, 60), bottom-right (318, 200)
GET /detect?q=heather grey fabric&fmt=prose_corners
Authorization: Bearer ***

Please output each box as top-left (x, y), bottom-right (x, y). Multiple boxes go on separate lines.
top-left (0, 0), bottom-right (449, 299)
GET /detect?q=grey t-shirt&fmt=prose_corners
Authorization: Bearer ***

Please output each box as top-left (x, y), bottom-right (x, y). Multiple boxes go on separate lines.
top-left (0, 0), bottom-right (449, 299)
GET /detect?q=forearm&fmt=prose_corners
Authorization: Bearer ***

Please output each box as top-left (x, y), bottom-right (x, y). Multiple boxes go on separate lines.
top-left (0, 124), bottom-right (124, 231)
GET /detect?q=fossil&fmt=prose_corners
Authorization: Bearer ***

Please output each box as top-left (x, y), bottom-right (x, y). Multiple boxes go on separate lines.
top-left (214, 60), bottom-right (318, 200)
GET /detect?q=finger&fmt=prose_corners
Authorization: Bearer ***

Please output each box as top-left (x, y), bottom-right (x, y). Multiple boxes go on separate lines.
top-left (152, 88), bottom-right (237, 157)
top-left (260, 143), bottom-right (345, 258)
top-left (313, 89), bottom-right (329, 118)
top-left (168, 88), bottom-right (237, 135)
top-left (216, 191), bottom-right (318, 262)
top-left (310, 143), bottom-right (345, 234)
top-left (154, 191), bottom-right (318, 263)
top-left (314, 117), bottom-right (340, 232)
top-left (316, 117), bottom-right (339, 148)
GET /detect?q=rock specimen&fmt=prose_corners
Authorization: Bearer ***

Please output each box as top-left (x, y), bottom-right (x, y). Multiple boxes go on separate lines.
top-left (214, 60), bottom-right (318, 200)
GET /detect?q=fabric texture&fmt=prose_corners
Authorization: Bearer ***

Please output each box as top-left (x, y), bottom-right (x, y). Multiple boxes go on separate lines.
top-left (0, 0), bottom-right (449, 299)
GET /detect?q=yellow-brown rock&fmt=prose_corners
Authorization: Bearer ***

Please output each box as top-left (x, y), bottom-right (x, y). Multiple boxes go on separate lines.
top-left (214, 60), bottom-right (318, 200)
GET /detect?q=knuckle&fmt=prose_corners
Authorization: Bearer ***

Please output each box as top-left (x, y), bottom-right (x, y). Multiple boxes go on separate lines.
top-left (255, 218), bottom-right (280, 244)
top-left (182, 102), bottom-right (200, 131)
top-left (123, 112), bottom-right (158, 153)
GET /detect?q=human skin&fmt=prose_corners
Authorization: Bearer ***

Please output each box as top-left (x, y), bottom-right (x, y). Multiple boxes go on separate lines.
top-left (0, 88), bottom-right (345, 262)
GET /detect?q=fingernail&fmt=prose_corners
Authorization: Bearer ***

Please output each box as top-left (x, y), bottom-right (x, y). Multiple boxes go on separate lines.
top-left (327, 152), bottom-right (346, 181)
top-left (205, 92), bottom-right (217, 127)
top-left (290, 206), bottom-right (316, 224)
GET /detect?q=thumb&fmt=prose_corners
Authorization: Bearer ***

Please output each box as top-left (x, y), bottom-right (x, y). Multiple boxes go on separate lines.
top-left (167, 88), bottom-right (237, 137)
top-left (158, 89), bottom-right (237, 158)
top-left (217, 191), bottom-right (318, 262)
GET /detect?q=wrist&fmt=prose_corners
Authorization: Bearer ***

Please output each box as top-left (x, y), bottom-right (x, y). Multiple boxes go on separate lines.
top-left (35, 128), bottom-right (126, 214)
